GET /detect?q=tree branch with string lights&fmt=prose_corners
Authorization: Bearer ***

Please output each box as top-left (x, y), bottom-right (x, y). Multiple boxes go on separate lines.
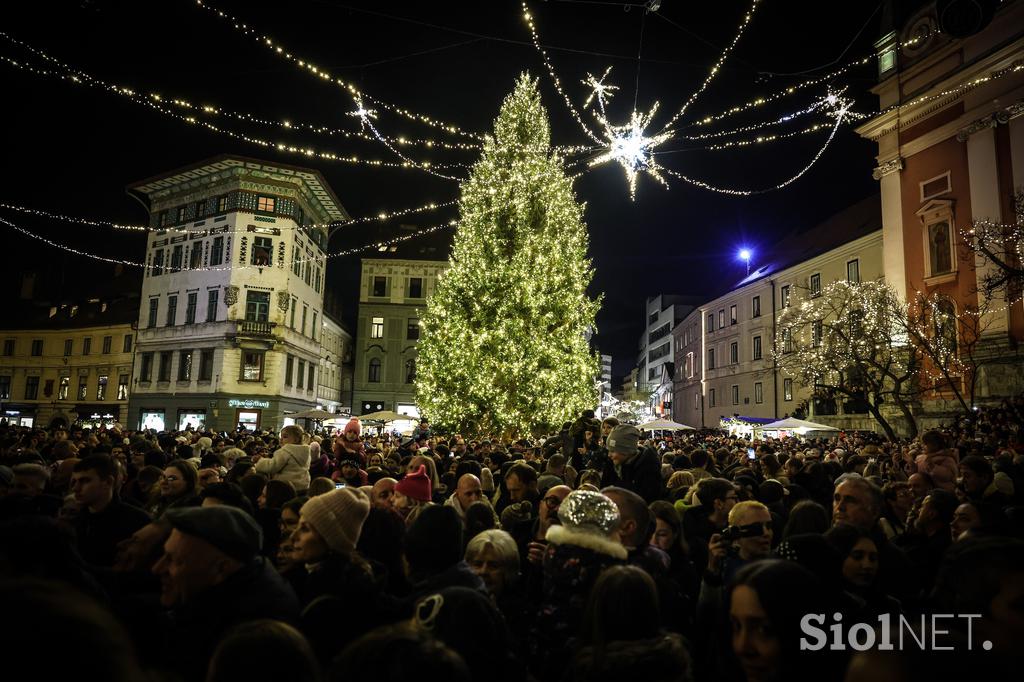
top-left (415, 75), bottom-right (601, 437)
top-left (773, 280), bottom-right (922, 440)
top-left (962, 190), bottom-right (1024, 309)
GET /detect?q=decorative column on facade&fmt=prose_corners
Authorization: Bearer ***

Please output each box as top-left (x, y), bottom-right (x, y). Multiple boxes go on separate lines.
top-left (873, 155), bottom-right (909, 304)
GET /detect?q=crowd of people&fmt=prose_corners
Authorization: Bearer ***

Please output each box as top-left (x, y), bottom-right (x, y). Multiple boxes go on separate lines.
top-left (1, 398), bottom-right (1023, 682)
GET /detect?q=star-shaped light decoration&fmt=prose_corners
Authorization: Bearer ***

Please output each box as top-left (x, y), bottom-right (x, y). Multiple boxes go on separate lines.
top-left (347, 97), bottom-right (378, 131)
top-left (589, 102), bottom-right (673, 200)
top-left (582, 66), bottom-right (619, 111)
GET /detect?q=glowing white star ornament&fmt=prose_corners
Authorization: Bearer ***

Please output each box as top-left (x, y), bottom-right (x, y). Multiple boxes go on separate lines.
top-left (582, 67), bottom-right (619, 111)
top-left (348, 97), bottom-right (378, 131)
top-left (590, 103), bottom-right (672, 200)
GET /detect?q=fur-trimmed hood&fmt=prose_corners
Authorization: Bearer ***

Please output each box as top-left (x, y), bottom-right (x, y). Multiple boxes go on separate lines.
top-left (546, 523), bottom-right (628, 560)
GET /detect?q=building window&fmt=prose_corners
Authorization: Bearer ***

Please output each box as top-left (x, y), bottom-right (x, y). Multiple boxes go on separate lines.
top-left (847, 259), bottom-right (860, 283)
top-left (97, 375), bottom-right (108, 401)
top-left (147, 298), bottom-right (159, 328)
top-left (117, 374), bottom-right (129, 401)
top-left (753, 335), bottom-right (762, 360)
top-left (81, 338), bottom-right (92, 356)
top-left (217, 195), bottom-right (228, 212)
top-left (301, 305), bottom-right (308, 336)
top-left (185, 292), bottom-right (197, 324)
top-left (311, 311), bottom-right (317, 341)
top-left (31, 339), bottom-right (43, 356)
top-left (285, 355), bottom-right (293, 387)
top-left (257, 195), bottom-right (276, 213)
top-left (158, 351), bottom-right (172, 382)
top-left (781, 285), bottom-right (790, 308)
top-left (140, 352), bottom-right (153, 381)
top-left (408, 277), bottom-right (423, 298)
top-left (649, 310), bottom-right (659, 325)
top-left (198, 349), bottom-right (214, 381)
top-left (809, 273), bottom-right (821, 297)
top-left (784, 378), bottom-right (793, 401)
top-left (370, 316), bottom-right (384, 339)
top-left (63, 339), bottom-right (73, 356)
top-left (752, 295), bottom-right (761, 318)
top-left (812, 320), bottom-right (823, 347)
top-left (177, 207), bottom-right (187, 223)
top-left (926, 219), bottom-right (955, 276)
top-left (77, 377), bottom-right (88, 400)
top-left (194, 200), bottom-right (206, 219)
top-left (405, 359), bottom-right (416, 384)
top-left (754, 382), bottom-right (763, 404)
top-left (245, 291), bottom-right (270, 322)
top-left (241, 351), bottom-right (265, 381)
top-left (289, 298), bottom-right (296, 329)
top-left (730, 341), bottom-right (738, 364)
top-left (718, 309), bottom-right (725, 328)
top-left (25, 376), bottom-right (39, 400)
top-left (730, 305), bottom-right (737, 325)
top-left (2, 340), bottom-right (13, 356)
top-left (307, 364), bottom-right (314, 391)
top-left (123, 334), bottom-right (132, 353)
top-left (372, 276), bottom-right (387, 297)
top-left (189, 245), bottom-right (202, 270)
top-left (178, 351), bottom-right (192, 381)
top-left (731, 385), bottom-right (739, 405)
top-left (686, 351), bottom-right (695, 378)
top-left (152, 249), bottom-right (165, 276)
top-left (648, 366), bottom-right (660, 381)
top-left (102, 335), bottom-right (112, 354)
top-left (170, 245), bottom-right (183, 273)
top-left (709, 388), bottom-right (716, 407)
top-left (368, 358), bottom-right (381, 383)
top-left (783, 327), bottom-right (793, 354)
top-left (166, 295), bottom-right (177, 326)
top-left (210, 236), bottom-right (224, 266)
top-left (694, 392), bottom-right (700, 410)
top-left (58, 376), bottom-right (70, 400)
top-left (252, 237), bottom-right (272, 266)
top-left (707, 313), bottom-right (714, 332)
top-left (405, 317), bottom-right (421, 340)
top-left (297, 360), bottom-right (305, 389)
top-left (206, 289), bottom-right (219, 322)
top-left (708, 348), bottom-right (715, 370)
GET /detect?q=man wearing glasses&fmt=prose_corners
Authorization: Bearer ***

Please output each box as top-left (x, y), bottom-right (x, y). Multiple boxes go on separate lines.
top-left (521, 484), bottom-right (572, 569)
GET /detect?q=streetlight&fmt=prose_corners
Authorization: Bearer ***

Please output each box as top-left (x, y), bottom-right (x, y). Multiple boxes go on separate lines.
top-left (739, 248), bottom-right (752, 276)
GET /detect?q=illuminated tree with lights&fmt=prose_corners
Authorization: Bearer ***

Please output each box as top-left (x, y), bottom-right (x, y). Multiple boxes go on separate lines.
top-left (964, 190), bottom-right (1024, 307)
top-left (415, 74), bottom-right (600, 436)
top-left (774, 280), bottom-right (920, 440)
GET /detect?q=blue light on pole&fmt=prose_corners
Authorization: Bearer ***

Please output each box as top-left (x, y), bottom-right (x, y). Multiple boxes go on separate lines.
top-left (739, 248), bottom-right (752, 275)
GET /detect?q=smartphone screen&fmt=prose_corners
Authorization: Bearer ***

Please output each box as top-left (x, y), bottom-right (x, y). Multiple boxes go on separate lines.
top-left (747, 448), bottom-right (756, 460)
top-left (335, 482), bottom-right (346, 489)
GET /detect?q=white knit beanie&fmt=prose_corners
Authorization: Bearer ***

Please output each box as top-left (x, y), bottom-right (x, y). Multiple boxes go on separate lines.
top-left (300, 487), bottom-right (371, 554)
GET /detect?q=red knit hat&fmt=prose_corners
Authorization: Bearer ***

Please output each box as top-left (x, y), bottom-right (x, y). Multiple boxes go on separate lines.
top-left (395, 464), bottom-right (432, 503)
top-left (344, 418), bottom-right (361, 436)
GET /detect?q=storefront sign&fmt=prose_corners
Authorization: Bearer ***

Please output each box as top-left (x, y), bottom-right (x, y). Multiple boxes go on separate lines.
top-left (228, 398), bottom-right (270, 409)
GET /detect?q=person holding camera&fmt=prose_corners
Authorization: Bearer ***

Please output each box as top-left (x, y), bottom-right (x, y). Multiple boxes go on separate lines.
top-left (694, 500), bottom-right (775, 681)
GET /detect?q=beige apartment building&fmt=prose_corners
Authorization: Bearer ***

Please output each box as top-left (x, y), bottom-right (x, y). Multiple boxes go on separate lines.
top-left (674, 196), bottom-right (884, 430)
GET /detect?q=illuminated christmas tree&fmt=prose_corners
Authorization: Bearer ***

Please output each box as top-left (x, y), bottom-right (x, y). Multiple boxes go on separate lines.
top-left (415, 74), bottom-right (600, 436)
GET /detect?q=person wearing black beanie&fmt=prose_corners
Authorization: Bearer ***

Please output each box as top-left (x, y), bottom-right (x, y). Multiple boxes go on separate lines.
top-left (403, 505), bottom-right (486, 604)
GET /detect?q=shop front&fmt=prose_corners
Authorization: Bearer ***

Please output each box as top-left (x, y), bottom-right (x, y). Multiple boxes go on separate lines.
top-left (75, 404), bottom-right (121, 429)
top-left (2, 405), bottom-right (37, 427)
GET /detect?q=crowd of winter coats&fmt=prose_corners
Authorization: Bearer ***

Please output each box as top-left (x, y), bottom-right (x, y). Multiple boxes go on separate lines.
top-left (1, 398), bottom-right (1023, 682)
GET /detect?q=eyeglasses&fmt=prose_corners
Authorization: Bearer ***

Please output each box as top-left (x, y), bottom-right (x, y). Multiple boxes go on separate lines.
top-left (543, 496), bottom-right (563, 508)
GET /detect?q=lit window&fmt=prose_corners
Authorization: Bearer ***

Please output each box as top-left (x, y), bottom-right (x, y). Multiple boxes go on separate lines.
top-left (784, 378), bottom-right (793, 401)
top-left (257, 195), bottom-right (276, 213)
top-left (847, 259), bottom-right (860, 283)
top-left (370, 317), bottom-right (384, 339)
top-left (241, 351), bottom-right (264, 381)
top-left (810, 273), bottom-right (821, 297)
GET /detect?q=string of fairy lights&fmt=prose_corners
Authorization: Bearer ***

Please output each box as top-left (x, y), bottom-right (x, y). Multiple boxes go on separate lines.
top-left (0, 0), bottom-right (1019, 278)
top-left (192, 0), bottom-right (485, 142)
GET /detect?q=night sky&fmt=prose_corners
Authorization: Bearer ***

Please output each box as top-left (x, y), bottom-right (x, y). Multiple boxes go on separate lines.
top-left (2, 0), bottom-right (885, 379)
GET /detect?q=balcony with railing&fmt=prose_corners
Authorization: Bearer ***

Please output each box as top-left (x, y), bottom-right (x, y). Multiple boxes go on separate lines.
top-left (237, 320), bottom-right (276, 337)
